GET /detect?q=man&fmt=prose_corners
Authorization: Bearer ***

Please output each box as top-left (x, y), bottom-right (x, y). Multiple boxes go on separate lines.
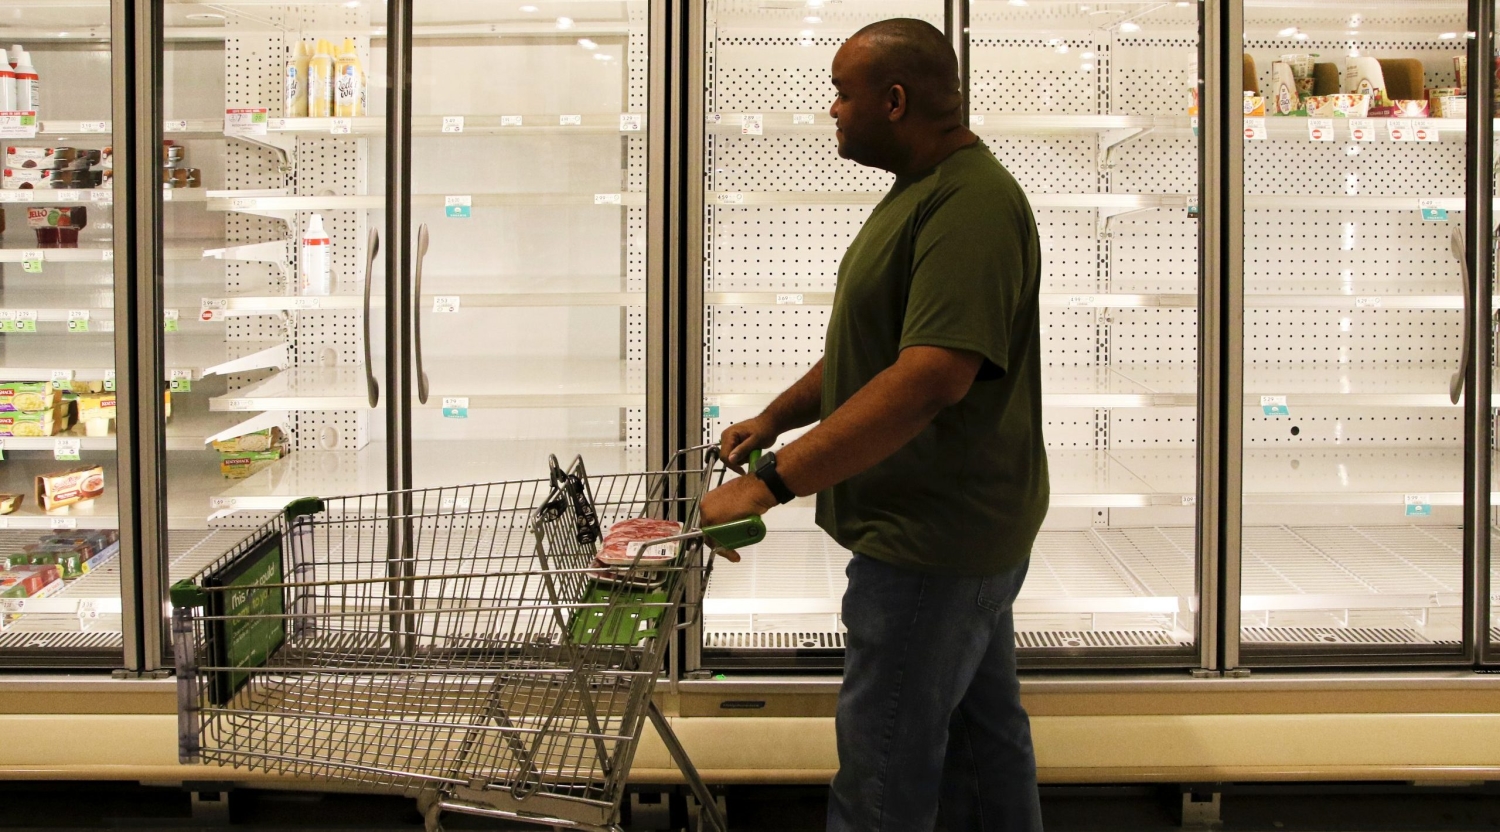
top-left (697, 16), bottom-right (1048, 832)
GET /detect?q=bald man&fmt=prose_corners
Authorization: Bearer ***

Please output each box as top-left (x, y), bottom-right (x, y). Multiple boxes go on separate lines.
top-left (698, 18), bottom-right (1047, 831)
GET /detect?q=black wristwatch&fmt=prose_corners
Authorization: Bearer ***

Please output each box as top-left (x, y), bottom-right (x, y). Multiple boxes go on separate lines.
top-left (752, 451), bottom-right (797, 505)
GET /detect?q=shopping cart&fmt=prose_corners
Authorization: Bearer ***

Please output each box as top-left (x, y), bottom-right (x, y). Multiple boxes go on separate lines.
top-left (170, 447), bottom-right (764, 832)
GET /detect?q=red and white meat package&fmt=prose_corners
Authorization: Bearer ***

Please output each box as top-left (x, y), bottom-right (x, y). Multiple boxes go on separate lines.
top-left (597, 518), bottom-right (683, 567)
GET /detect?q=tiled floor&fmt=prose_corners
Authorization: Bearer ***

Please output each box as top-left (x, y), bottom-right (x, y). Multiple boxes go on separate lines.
top-left (3, 781), bottom-right (1500, 831)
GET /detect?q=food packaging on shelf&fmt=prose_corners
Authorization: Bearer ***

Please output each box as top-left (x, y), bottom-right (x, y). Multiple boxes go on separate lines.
top-left (27, 205), bottom-right (86, 229)
top-left (1311, 62), bottom-right (1341, 95)
top-left (285, 40), bottom-right (310, 118)
top-left (0, 553), bottom-right (27, 570)
top-left (211, 426), bottom-right (283, 454)
top-left (26, 531), bottom-right (119, 578)
top-left (1343, 57), bottom-right (1391, 108)
top-left (0, 494), bottom-right (23, 516)
top-left (220, 448), bottom-right (285, 479)
top-left (3, 168), bottom-right (53, 188)
top-left (76, 392), bottom-right (114, 437)
top-left (25, 546), bottom-right (84, 579)
top-left (4, 146), bottom-right (94, 170)
top-left (1374, 99), bottom-right (1431, 118)
top-left (1242, 93), bottom-right (1265, 117)
top-left (0, 381), bottom-right (58, 412)
top-left (1430, 90), bottom-right (1467, 118)
top-left (1270, 61), bottom-right (1300, 115)
top-left (1279, 53), bottom-right (1315, 95)
top-left (0, 563), bottom-right (60, 598)
top-left (1242, 53), bottom-right (1257, 94)
top-left (0, 405), bottom-right (67, 437)
top-left (36, 465), bottom-right (105, 512)
top-left (1302, 94), bottom-right (1371, 118)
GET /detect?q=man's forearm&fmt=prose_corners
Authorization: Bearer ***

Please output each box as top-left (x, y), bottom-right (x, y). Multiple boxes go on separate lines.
top-left (760, 358), bottom-right (824, 434)
top-left (774, 350), bottom-right (977, 497)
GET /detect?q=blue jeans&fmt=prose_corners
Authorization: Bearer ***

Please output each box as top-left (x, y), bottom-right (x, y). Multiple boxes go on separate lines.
top-left (827, 554), bottom-right (1041, 832)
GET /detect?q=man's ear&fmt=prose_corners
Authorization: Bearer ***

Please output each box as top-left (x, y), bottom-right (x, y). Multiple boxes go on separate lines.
top-left (887, 83), bottom-right (907, 122)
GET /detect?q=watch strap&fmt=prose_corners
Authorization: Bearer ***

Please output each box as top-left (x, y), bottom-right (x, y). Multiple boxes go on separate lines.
top-left (753, 452), bottom-right (797, 505)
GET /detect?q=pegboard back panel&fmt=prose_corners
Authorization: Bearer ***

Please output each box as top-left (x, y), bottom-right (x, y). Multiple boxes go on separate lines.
top-left (1110, 308), bottom-right (1199, 365)
top-left (969, 39), bottom-right (1100, 115)
top-left (1113, 38), bottom-right (1198, 116)
top-left (1244, 309), bottom-right (1460, 365)
top-left (1244, 212), bottom-right (1461, 290)
top-left (1245, 143), bottom-right (1463, 197)
top-left (1245, 410), bottom-right (1463, 446)
top-left (1110, 215), bottom-right (1199, 294)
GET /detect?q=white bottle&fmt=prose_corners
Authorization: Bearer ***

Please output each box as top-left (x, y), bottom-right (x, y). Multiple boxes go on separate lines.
top-left (0, 49), bottom-right (16, 112)
top-left (284, 41), bottom-right (308, 118)
top-left (11, 46), bottom-right (36, 115)
top-left (300, 214), bottom-right (332, 296)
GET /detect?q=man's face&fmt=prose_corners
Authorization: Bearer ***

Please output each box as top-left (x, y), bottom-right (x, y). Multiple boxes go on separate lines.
top-left (829, 38), bottom-right (894, 166)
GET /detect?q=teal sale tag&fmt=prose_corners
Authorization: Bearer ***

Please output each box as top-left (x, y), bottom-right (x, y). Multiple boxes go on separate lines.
top-left (444, 195), bottom-right (471, 218)
top-left (442, 396), bottom-right (468, 418)
top-left (445, 204), bottom-right (470, 218)
top-left (1421, 207), bottom-right (1448, 222)
top-left (1260, 395), bottom-right (1288, 417)
top-left (703, 405), bottom-right (720, 419)
top-left (1405, 495), bottom-right (1432, 517)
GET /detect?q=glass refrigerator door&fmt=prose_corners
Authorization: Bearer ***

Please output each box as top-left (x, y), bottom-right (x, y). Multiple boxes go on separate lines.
top-left (695, 0), bottom-right (1202, 669)
top-left (0, 4), bottom-right (125, 664)
top-left (1238, 4), bottom-right (1468, 662)
top-left (404, 2), bottom-right (647, 484)
top-left (157, 5), bottom-right (391, 612)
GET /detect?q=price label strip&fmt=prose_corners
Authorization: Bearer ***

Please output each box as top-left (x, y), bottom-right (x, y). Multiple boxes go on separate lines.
top-left (0, 190), bottom-right (33, 203)
top-left (1307, 118), bottom-right (1334, 142)
top-left (330, 118), bottom-right (353, 135)
top-left (501, 115), bottom-right (523, 127)
top-left (442, 396), bottom-right (469, 419)
top-left (1387, 120), bottom-right (1412, 142)
top-left (442, 116), bottom-right (464, 133)
top-left (1260, 395), bottom-right (1289, 416)
top-left (0, 111), bottom-right (37, 139)
top-left (1419, 199), bottom-right (1449, 222)
top-left (594, 193), bottom-right (622, 205)
top-left (432, 296), bottom-right (460, 313)
top-left (79, 121), bottom-right (109, 133)
top-left (104, 369), bottom-right (116, 393)
top-left (170, 368), bottom-right (193, 393)
top-left (445, 195), bottom-right (472, 219)
top-left (200, 298), bottom-right (228, 322)
top-left (164, 309), bottom-right (180, 332)
top-left (224, 107), bottom-right (269, 137)
top-left (715, 192), bottom-right (745, 205)
top-left (969, 114), bottom-right (986, 127)
top-left (776, 294), bottom-right (804, 305)
top-left (1243, 117), bottom-right (1267, 141)
top-left (619, 113), bottom-right (642, 132)
top-left (54, 438), bottom-right (81, 461)
top-left (559, 114), bottom-right (582, 126)
top-left (741, 113), bottom-right (763, 135)
top-left (1405, 493), bottom-right (1432, 517)
top-left (793, 113), bottom-right (816, 125)
top-left (67, 309), bottom-right (90, 333)
top-left (21, 250), bottom-right (42, 273)
top-left (1413, 119), bottom-right (1439, 143)
top-left (12, 310), bottom-right (36, 333)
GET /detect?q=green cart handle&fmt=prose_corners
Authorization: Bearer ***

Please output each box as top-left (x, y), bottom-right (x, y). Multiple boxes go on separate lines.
top-left (698, 448), bottom-right (769, 550)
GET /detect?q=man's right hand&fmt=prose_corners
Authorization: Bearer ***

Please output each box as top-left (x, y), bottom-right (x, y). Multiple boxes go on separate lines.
top-left (719, 416), bottom-right (780, 474)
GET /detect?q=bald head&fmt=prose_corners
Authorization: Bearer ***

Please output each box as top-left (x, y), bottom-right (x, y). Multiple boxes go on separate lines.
top-left (845, 18), bottom-right (962, 124)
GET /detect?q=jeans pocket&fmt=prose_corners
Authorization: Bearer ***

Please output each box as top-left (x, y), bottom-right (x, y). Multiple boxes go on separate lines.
top-left (977, 559), bottom-right (1029, 612)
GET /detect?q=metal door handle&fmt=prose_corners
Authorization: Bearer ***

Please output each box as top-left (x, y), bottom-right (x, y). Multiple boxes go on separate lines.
top-left (1452, 227), bottom-right (1474, 405)
top-left (363, 229), bottom-right (380, 408)
top-left (414, 223), bottom-right (430, 405)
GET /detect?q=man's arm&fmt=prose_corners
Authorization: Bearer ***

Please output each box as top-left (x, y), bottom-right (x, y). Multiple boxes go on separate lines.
top-left (699, 346), bottom-right (981, 528)
top-left (719, 358), bottom-right (824, 471)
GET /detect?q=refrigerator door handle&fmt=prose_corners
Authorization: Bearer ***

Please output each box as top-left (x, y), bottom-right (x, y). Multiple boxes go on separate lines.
top-left (1452, 226), bottom-right (1471, 405)
top-left (363, 229), bottom-right (381, 408)
top-left (414, 223), bottom-right (430, 405)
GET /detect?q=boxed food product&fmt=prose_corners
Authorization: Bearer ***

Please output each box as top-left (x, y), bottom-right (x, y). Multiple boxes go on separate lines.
top-left (1455, 55), bottom-right (1468, 86)
top-left (1343, 57), bottom-right (1391, 107)
top-left (25, 546), bottom-right (84, 579)
top-left (36, 465), bottom-right (105, 512)
top-left (220, 448), bottom-right (285, 479)
top-left (0, 563), bottom-right (61, 598)
top-left (0, 494), bottom-right (23, 516)
top-left (64, 380), bottom-right (106, 395)
top-left (1372, 99), bottom-right (1430, 118)
top-left (26, 205), bottom-right (86, 229)
top-left (1269, 61), bottom-right (1300, 115)
top-left (0, 381), bottom-right (58, 412)
top-left (212, 427), bottom-right (283, 454)
top-left (3, 167), bottom-right (54, 188)
top-left (3, 147), bottom-right (98, 169)
top-left (1242, 94), bottom-right (1265, 117)
top-left (1429, 88), bottom-right (1467, 118)
top-left (0, 406), bottom-right (65, 437)
top-left (0, 554), bottom-right (28, 570)
top-left (1302, 94), bottom-right (1370, 118)
top-left (76, 392), bottom-right (115, 424)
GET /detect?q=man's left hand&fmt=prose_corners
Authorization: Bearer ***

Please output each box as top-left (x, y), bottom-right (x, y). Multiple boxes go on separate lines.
top-left (698, 474), bottom-right (780, 563)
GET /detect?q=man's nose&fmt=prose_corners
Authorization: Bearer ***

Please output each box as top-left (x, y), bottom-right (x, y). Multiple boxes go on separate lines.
top-left (828, 98), bottom-right (838, 119)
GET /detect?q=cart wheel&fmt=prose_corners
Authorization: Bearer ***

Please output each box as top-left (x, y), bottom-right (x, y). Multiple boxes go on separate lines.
top-left (423, 803), bottom-right (444, 832)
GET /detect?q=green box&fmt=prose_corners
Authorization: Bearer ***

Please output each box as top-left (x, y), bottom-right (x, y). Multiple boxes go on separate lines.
top-left (204, 531), bottom-right (286, 706)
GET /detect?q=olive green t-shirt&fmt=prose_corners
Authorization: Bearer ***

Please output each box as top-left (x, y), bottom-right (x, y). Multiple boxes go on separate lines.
top-left (815, 140), bottom-right (1049, 577)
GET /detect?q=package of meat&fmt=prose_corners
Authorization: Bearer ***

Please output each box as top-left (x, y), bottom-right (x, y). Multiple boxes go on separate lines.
top-left (597, 518), bottom-right (683, 567)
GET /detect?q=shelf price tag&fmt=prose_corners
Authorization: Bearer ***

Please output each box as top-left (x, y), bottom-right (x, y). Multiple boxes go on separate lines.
top-left (0, 111), bottom-right (37, 139)
top-left (165, 120), bottom-right (189, 132)
top-left (1243, 117), bottom-right (1267, 141)
top-left (224, 107), bottom-right (269, 137)
top-left (619, 113), bottom-right (642, 132)
top-left (13, 310), bottom-right (36, 333)
top-left (500, 115), bottom-right (523, 127)
top-left (50, 370), bottom-right (73, 386)
top-left (776, 293), bottom-right (804, 305)
top-left (20, 250), bottom-right (41, 273)
top-left (1419, 199), bottom-right (1449, 222)
top-left (90, 189), bottom-right (112, 204)
top-left (715, 192), bottom-right (744, 205)
top-left (1405, 493), bottom-right (1432, 517)
top-left (78, 121), bottom-right (108, 133)
top-left (292, 297), bottom-right (321, 310)
top-left (169, 368), bottom-right (193, 393)
top-left (329, 118), bottom-right (353, 135)
top-left (1348, 119), bottom-right (1375, 141)
top-left (442, 396), bottom-right (469, 419)
top-left (559, 114), bottom-right (582, 126)
top-left (439, 495), bottom-right (471, 512)
top-left (1387, 120), bottom-right (1412, 142)
top-left (225, 398), bottom-right (252, 411)
top-left (793, 113), bottom-right (816, 125)
top-left (741, 113), bottom-right (763, 135)
top-left (969, 114), bottom-right (986, 127)
top-left (703, 396), bottom-right (720, 420)
top-left (67, 309), bottom-right (90, 333)
top-left (54, 438), bottom-right (80, 461)
top-left (444, 195), bottom-right (472, 219)
top-left (163, 308), bottom-right (179, 332)
top-left (0, 310), bottom-right (14, 333)
top-left (1413, 119), bottom-right (1438, 142)
top-left (1355, 296), bottom-right (1383, 309)
top-left (1260, 395), bottom-right (1289, 416)
top-left (53, 190), bottom-right (80, 202)
top-left (593, 193), bottom-right (622, 205)
top-left (50, 517), bottom-right (77, 530)
top-left (104, 370), bottom-right (115, 393)
top-left (1306, 118), bottom-right (1334, 141)
top-left (200, 298), bottom-right (227, 322)
top-left (210, 496), bottom-right (238, 512)
top-left (77, 599), bottom-right (99, 627)
top-left (442, 116), bottom-right (464, 133)
top-left (432, 296), bottom-right (460, 313)
top-left (0, 437), bottom-right (7, 460)
top-left (0, 190), bottom-right (33, 203)
top-left (1067, 295), bottom-right (1096, 307)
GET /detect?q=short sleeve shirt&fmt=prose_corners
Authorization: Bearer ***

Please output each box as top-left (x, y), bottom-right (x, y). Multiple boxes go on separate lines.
top-left (815, 140), bottom-right (1049, 576)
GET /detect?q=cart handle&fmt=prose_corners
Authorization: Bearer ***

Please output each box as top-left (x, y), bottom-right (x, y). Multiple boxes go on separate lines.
top-left (700, 516), bottom-right (767, 551)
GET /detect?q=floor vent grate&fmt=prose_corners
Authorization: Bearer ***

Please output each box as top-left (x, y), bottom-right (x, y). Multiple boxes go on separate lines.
top-left (0, 631), bottom-right (123, 650)
top-left (1241, 626), bottom-right (1431, 645)
top-left (705, 632), bottom-right (845, 650)
top-left (1016, 630), bottom-right (1185, 649)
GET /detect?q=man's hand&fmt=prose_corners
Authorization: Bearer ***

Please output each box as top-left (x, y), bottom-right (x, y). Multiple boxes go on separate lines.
top-left (719, 416), bottom-right (780, 474)
top-left (698, 474), bottom-right (779, 563)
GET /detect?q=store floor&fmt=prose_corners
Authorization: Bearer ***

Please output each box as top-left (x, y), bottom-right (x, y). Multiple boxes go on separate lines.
top-left (3, 782), bottom-right (1500, 831)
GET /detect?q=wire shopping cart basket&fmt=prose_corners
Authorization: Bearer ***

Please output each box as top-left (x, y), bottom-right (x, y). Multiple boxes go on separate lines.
top-left (170, 447), bottom-right (764, 832)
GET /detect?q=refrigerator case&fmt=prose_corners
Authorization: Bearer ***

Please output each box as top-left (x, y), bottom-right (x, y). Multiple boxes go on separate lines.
top-left (694, 1), bottom-right (1204, 669)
